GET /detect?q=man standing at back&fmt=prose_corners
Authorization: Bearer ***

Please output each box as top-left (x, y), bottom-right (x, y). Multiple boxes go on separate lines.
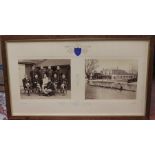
top-left (47, 65), bottom-right (53, 80)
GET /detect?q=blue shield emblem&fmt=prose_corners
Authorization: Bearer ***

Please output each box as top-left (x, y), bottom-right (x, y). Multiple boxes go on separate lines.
top-left (74, 48), bottom-right (81, 56)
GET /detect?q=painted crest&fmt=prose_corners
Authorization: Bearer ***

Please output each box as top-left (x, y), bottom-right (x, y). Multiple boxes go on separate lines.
top-left (74, 47), bottom-right (81, 56)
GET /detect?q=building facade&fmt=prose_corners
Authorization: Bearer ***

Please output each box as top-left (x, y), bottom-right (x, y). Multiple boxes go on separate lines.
top-left (90, 69), bottom-right (137, 82)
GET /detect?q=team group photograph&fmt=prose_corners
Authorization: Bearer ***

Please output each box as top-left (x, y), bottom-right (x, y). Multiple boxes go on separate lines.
top-left (18, 59), bottom-right (71, 99)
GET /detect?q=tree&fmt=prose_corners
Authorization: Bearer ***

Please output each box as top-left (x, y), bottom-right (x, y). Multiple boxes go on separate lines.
top-left (85, 59), bottom-right (98, 79)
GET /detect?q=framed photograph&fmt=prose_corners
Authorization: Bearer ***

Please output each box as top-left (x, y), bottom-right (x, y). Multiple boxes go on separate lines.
top-left (1, 35), bottom-right (153, 119)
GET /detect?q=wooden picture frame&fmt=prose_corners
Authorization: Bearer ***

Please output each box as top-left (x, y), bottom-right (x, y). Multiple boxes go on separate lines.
top-left (1, 35), bottom-right (154, 120)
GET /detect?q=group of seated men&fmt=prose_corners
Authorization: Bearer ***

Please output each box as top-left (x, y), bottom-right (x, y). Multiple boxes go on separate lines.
top-left (22, 65), bottom-right (68, 96)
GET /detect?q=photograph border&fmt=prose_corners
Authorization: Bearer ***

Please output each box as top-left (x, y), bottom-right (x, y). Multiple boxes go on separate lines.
top-left (18, 58), bottom-right (71, 99)
top-left (1, 35), bottom-right (154, 120)
top-left (85, 59), bottom-right (138, 100)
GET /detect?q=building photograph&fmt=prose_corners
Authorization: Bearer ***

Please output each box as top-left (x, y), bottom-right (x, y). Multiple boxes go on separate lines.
top-left (18, 59), bottom-right (71, 99)
top-left (85, 59), bottom-right (138, 100)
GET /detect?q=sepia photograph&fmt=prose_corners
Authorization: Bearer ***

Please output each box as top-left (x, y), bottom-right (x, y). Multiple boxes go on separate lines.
top-left (18, 59), bottom-right (71, 99)
top-left (85, 59), bottom-right (138, 100)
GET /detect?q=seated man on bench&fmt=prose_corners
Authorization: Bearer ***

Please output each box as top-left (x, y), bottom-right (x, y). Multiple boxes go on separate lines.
top-left (22, 75), bottom-right (31, 96)
top-left (60, 74), bottom-right (68, 95)
top-left (42, 78), bottom-right (55, 96)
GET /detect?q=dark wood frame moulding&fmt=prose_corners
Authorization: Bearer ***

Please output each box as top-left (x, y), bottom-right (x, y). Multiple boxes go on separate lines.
top-left (0, 35), bottom-right (154, 120)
